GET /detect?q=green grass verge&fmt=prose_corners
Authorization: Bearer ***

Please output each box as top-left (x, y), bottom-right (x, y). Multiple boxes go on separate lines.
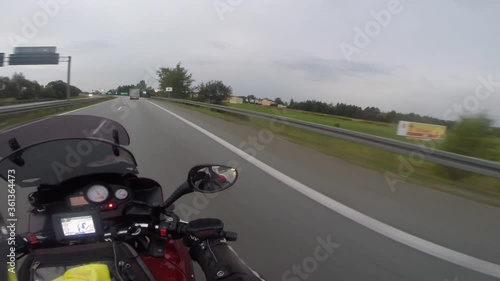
top-left (228, 103), bottom-right (412, 141)
top-left (229, 104), bottom-right (500, 156)
top-left (0, 97), bottom-right (114, 131)
top-left (163, 100), bottom-right (500, 206)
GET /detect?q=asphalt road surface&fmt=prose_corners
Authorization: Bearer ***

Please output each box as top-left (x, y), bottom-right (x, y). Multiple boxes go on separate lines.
top-left (1, 97), bottom-right (499, 281)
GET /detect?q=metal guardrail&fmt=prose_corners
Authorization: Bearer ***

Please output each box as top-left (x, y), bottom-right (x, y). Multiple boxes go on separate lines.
top-left (160, 98), bottom-right (500, 179)
top-left (0, 97), bottom-right (104, 117)
top-left (0, 98), bottom-right (55, 107)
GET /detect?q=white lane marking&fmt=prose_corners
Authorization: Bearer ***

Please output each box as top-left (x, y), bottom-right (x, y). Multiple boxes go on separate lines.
top-left (146, 100), bottom-right (500, 278)
top-left (58, 98), bottom-right (114, 116)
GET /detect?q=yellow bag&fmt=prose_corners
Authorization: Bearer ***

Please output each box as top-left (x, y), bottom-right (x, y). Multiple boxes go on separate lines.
top-left (7, 265), bottom-right (17, 281)
top-left (52, 264), bottom-right (111, 281)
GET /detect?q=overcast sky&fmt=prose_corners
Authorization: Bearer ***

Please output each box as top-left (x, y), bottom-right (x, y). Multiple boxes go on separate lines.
top-left (1, 0), bottom-right (499, 124)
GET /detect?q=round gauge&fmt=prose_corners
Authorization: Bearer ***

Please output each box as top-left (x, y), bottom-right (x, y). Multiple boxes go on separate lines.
top-left (114, 188), bottom-right (129, 200)
top-left (86, 185), bottom-right (109, 203)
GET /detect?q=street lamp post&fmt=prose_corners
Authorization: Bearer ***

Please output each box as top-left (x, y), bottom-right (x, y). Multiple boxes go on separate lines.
top-left (66, 56), bottom-right (71, 101)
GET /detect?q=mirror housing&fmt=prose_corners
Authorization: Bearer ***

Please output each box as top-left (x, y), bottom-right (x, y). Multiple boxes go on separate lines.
top-left (188, 165), bottom-right (238, 193)
top-left (161, 165), bottom-right (238, 210)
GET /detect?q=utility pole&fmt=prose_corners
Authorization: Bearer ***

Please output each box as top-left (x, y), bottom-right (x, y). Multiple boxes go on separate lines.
top-left (66, 56), bottom-right (72, 101)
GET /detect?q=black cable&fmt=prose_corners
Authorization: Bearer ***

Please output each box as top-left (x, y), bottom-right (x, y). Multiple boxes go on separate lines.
top-left (112, 243), bottom-right (126, 281)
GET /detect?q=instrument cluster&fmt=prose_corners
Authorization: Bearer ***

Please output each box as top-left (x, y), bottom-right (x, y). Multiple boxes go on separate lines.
top-left (66, 183), bottom-right (131, 211)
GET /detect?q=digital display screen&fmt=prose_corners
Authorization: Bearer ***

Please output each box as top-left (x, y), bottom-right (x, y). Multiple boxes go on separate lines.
top-left (69, 196), bottom-right (89, 206)
top-left (60, 215), bottom-right (96, 236)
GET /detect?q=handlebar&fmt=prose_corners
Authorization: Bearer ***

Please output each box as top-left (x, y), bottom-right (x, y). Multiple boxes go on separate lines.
top-left (112, 219), bottom-right (237, 242)
top-left (171, 220), bottom-right (238, 241)
top-left (16, 218), bottom-right (237, 257)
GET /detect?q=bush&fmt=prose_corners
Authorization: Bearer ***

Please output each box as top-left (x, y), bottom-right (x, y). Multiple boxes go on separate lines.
top-left (435, 115), bottom-right (499, 180)
top-left (196, 80), bottom-right (232, 104)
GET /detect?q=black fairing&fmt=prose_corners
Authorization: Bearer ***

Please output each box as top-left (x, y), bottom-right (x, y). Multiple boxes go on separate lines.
top-left (126, 177), bottom-right (164, 206)
top-left (28, 174), bottom-right (164, 234)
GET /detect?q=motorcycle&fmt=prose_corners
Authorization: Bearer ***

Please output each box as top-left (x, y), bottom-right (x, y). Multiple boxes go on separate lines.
top-left (0, 115), bottom-right (239, 281)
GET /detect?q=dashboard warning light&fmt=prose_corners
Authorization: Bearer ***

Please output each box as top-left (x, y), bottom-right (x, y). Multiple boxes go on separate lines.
top-left (107, 203), bottom-right (115, 209)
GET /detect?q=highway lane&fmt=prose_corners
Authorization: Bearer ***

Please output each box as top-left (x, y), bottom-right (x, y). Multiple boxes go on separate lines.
top-left (1, 97), bottom-right (499, 280)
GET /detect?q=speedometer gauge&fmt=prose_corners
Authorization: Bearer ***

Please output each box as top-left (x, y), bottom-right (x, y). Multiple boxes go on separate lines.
top-left (114, 188), bottom-right (128, 200)
top-left (86, 185), bottom-right (109, 203)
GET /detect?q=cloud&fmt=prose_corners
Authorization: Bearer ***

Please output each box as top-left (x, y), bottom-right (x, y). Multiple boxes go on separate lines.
top-left (418, 77), bottom-right (434, 90)
top-left (453, 0), bottom-right (500, 10)
top-left (1, 1), bottom-right (499, 124)
top-left (210, 41), bottom-right (226, 49)
top-left (189, 59), bottom-right (219, 66)
top-left (274, 57), bottom-right (389, 81)
top-left (63, 40), bottom-right (114, 53)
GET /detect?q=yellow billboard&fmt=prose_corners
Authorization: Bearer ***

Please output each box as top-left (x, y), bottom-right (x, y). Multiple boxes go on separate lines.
top-left (397, 121), bottom-right (446, 140)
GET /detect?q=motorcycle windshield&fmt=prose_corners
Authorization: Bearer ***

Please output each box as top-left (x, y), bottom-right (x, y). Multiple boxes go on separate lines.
top-left (0, 139), bottom-right (138, 187)
top-left (0, 115), bottom-right (130, 159)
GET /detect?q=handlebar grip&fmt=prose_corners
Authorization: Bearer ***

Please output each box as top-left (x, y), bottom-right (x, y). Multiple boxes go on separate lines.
top-left (225, 231), bottom-right (237, 241)
top-left (162, 218), bottom-right (238, 242)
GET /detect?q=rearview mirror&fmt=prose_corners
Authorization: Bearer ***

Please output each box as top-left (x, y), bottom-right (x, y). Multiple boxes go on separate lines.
top-left (188, 165), bottom-right (238, 193)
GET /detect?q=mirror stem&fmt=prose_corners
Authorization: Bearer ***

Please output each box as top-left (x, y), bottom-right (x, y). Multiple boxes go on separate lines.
top-left (161, 182), bottom-right (193, 210)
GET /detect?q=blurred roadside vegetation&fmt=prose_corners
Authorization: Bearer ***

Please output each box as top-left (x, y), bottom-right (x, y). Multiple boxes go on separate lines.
top-left (436, 115), bottom-right (500, 180)
top-left (0, 73), bottom-right (82, 104)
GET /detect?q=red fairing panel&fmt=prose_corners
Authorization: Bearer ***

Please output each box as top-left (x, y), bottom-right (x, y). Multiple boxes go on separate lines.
top-left (141, 253), bottom-right (186, 281)
top-left (141, 239), bottom-right (195, 281)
